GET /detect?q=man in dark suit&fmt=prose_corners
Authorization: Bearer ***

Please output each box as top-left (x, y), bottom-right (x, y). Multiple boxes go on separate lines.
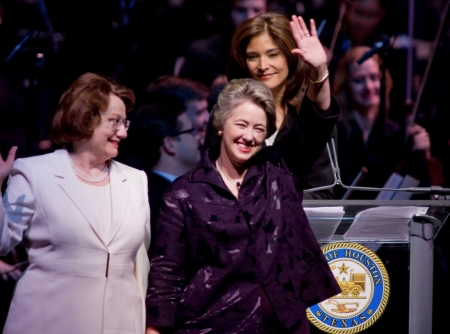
top-left (145, 75), bottom-right (210, 146)
top-left (117, 97), bottom-right (202, 252)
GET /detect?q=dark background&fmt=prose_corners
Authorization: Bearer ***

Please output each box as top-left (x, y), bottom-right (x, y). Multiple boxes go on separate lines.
top-left (0, 1), bottom-right (449, 333)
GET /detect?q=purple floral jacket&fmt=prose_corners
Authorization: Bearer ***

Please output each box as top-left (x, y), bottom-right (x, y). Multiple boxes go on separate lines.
top-left (146, 98), bottom-right (342, 333)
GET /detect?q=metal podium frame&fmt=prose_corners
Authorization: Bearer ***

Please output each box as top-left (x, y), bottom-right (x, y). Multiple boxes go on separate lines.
top-left (303, 199), bottom-right (450, 334)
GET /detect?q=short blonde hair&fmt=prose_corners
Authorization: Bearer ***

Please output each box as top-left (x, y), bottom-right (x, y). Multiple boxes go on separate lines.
top-left (213, 78), bottom-right (276, 138)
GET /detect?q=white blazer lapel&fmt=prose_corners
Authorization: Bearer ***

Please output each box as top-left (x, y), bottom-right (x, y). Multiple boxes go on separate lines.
top-left (105, 161), bottom-right (129, 245)
top-left (53, 149), bottom-right (102, 240)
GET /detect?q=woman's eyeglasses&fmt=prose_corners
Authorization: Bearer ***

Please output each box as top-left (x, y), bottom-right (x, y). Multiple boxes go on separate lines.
top-left (102, 117), bottom-right (130, 131)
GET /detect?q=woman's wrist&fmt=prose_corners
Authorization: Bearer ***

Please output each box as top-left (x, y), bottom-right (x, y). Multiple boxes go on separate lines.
top-left (309, 70), bottom-right (329, 85)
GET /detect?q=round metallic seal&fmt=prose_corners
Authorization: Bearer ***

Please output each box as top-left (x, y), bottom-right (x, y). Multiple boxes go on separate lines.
top-left (307, 242), bottom-right (390, 333)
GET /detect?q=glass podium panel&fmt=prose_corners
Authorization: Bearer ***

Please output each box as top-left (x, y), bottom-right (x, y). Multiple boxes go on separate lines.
top-left (303, 199), bottom-right (450, 334)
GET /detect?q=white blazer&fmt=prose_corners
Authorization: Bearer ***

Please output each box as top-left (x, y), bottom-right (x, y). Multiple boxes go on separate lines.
top-left (0, 149), bottom-right (150, 334)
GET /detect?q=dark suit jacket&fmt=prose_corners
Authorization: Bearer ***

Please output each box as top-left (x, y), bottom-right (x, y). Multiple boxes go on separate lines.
top-left (147, 171), bottom-right (172, 253)
top-left (275, 105), bottom-right (338, 200)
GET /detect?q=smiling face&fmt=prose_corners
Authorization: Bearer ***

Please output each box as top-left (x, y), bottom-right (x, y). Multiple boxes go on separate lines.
top-left (245, 32), bottom-right (289, 98)
top-left (347, 57), bottom-right (381, 114)
top-left (219, 100), bottom-right (267, 169)
top-left (82, 94), bottom-right (128, 162)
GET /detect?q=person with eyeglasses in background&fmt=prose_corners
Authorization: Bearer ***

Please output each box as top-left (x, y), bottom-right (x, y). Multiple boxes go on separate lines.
top-left (0, 72), bottom-right (151, 334)
top-left (116, 95), bottom-right (202, 255)
top-left (144, 75), bottom-right (210, 147)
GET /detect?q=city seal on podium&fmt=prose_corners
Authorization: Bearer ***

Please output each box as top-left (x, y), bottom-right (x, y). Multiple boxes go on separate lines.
top-left (307, 242), bottom-right (390, 333)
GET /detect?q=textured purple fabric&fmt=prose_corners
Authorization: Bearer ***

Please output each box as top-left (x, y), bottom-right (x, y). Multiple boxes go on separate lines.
top-left (146, 98), bottom-right (342, 333)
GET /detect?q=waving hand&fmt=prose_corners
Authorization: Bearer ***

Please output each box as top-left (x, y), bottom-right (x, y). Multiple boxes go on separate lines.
top-left (289, 16), bottom-right (327, 70)
top-left (290, 15), bottom-right (330, 110)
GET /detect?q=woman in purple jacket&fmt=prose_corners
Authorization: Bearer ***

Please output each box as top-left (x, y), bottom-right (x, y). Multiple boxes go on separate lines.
top-left (146, 77), bottom-right (341, 334)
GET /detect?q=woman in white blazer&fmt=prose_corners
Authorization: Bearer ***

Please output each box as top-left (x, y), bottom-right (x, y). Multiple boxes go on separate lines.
top-left (0, 73), bottom-right (151, 334)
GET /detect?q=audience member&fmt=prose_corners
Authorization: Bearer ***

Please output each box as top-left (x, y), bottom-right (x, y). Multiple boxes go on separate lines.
top-left (177, 0), bottom-right (268, 88)
top-left (318, 0), bottom-right (418, 126)
top-left (320, 0), bottom-right (397, 64)
top-left (145, 75), bottom-right (210, 145)
top-left (146, 78), bottom-right (340, 334)
top-left (332, 46), bottom-right (434, 199)
top-left (117, 96), bottom-right (202, 252)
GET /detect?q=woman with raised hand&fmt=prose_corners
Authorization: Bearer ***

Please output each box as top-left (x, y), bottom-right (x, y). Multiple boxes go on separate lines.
top-left (146, 78), bottom-right (340, 334)
top-left (205, 12), bottom-right (340, 199)
top-left (0, 72), bottom-right (150, 334)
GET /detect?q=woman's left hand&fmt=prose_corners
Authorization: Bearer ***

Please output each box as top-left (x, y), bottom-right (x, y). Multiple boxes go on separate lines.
top-left (0, 260), bottom-right (22, 281)
top-left (289, 16), bottom-right (328, 71)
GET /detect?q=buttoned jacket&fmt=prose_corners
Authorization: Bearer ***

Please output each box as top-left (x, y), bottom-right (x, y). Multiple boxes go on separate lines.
top-left (0, 149), bottom-right (150, 334)
top-left (147, 100), bottom-right (341, 333)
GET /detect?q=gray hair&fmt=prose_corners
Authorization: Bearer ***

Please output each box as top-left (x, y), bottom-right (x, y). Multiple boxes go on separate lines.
top-left (213, 78), bottom-right (277, 138)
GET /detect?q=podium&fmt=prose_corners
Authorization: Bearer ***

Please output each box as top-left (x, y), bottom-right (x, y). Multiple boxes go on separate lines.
top-left (303, 199), bottom-right (450, 334)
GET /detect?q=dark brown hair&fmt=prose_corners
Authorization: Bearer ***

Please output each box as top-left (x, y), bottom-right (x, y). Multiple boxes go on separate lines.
top-left (50, 72), bottom-right (135, 150)
top-left (227, 12), bottom-right (309, 112)
top-left (145, 74), bottom-right (209, 105)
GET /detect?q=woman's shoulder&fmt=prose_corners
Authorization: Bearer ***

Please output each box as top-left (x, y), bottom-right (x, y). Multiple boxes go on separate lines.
top-left (14, 149), bottom-right (63, 167)
top-left (112, 159), bottom-right (141, 172)
top-left (112, 159), bottom-right (148, 181)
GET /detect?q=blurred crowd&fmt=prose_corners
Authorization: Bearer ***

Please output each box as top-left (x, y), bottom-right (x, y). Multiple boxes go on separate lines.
top-left (0, 0), bottom-right (448, 172)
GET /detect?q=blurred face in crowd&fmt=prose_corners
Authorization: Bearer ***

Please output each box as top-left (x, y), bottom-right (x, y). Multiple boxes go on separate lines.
top-left (220, 100), bottom-right (267, 168)
top-left (230, 0), bottom-right (267, 29)
top-left (348, 57), bottom-right (381, 114)
top-left (172, 113), bottom-right (201, 169)
top-left (245, 32), bottom-right (289, 96)
top-left (185, 98), bottom-right (210, 145)
top-left (344, 0), bottom-right (386, 45)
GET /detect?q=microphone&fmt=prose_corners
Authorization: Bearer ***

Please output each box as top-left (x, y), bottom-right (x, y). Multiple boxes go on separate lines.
top-left (304, 139), bottom-right (450, 199)
top-left (356, 35), bottom-right (391, 65)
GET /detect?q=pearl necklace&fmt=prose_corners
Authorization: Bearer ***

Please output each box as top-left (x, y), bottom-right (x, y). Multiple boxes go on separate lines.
top-left (68, 154), bottom-right (110, 183)
top-left (216, 161), bottom-right (244, 190)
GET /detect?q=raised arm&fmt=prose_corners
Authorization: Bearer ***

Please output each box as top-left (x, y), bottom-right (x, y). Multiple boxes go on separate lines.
top-left (290, 16), bottom-right (330, 111)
